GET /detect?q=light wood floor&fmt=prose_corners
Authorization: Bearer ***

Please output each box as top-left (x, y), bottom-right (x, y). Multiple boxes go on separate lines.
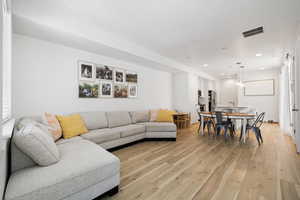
top-left (102, 123), bottom-right (300, 200)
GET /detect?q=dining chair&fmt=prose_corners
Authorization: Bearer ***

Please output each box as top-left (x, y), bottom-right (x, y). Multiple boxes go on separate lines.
top-left (215, 112), bottom-right (234, 141)
top-left (197, 111), bottom-right (214, 135)
top-left (185, 112), bottom-right (191, 128)
top-left (239, 112), bottom-right (265, 145)
top-left (176, 115), bottom-right (187, 129)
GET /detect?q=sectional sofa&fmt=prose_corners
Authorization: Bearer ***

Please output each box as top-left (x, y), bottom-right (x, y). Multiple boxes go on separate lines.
top-left (3, 110), bottom-right (177, 200)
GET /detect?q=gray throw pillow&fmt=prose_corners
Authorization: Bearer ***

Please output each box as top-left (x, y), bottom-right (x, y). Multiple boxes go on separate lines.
top-left (130, 111), bottom-right (150, 123)
top-left (13, 123), bottom-right (60, 166)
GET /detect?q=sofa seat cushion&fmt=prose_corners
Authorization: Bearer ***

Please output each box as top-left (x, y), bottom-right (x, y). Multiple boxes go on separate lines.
top-left (115, 124), bottom-right (146, 137)
top-left (141, 122), bottom-right (177, 132)
top-left (80, 129), bottom-right (121, 144)
top-left (5, 140), bottom-right (120, 200)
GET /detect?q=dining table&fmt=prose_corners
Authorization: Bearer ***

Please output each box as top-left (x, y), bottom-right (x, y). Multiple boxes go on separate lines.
top-left (199, 112), bottom-right (256, 143)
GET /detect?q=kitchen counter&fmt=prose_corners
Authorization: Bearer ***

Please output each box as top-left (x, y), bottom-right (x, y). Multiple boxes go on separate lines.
top-left (215, 106), bottom-right (250, 113)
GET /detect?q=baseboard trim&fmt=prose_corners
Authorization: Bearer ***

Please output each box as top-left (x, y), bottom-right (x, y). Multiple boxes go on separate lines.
top-left (107, 137), bottom-right (176, 152)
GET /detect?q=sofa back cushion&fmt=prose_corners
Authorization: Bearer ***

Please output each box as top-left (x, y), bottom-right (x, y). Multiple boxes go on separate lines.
top-left (13, 123), bottom-right (60, 166)
top-left (79, 111), bottom-right (108, 130)
top-left (130, 111), bottom-right (150, 123)
top-left (106, 111), bottom-right (132, 128)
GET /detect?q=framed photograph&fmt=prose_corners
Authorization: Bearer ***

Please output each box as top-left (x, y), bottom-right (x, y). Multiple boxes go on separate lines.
top-left (79, 82), bottom-right (99, 98)
top-left (96, 64), bottom-right (113, 81)
top-left (128, 84), bottom-right (138, 98)
top-left (126, 71), bottom-right (138, 83)
top-left (100, 81), bottom-right (113, 98)
top-left (114, 84), bottom-right (128, 98)
top-left (78, 61), bottom-right (95, 81)
top-left (114, 68), bottom-right (125, 84)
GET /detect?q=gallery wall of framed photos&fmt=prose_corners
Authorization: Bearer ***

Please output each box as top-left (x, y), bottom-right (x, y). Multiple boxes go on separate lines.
top-left (78, 60), bottom-right (138, 99)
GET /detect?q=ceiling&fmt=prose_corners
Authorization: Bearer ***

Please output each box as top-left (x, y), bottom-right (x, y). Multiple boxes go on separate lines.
top-left (12, 0), bottom-right (300, 78)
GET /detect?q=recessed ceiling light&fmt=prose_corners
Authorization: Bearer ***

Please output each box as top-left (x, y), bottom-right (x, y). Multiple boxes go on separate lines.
top-left (236, 62), bottom-right (242, 65)
top-left (256, 53), bottom-right (263, 57)
top-left (203, 64), bottom-right (208, 67)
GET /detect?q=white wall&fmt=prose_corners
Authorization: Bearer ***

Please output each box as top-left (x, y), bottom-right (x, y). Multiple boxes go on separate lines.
top-left (238, 69), bottom-right (280, 122)
top-left (218, 78), bottom-right (238, 106)
top-left (172, 72), bottom-right (216, 123)
top-left (12, 34), bottom-right (172, 118)
top-left (172, 72), bottom-right (189, 112)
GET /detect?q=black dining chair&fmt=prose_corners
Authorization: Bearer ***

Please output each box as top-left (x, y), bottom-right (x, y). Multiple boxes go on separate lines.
top-left (215, 112), bottom-right (235, 141)
top-left (240, 112), bottom-right (265, 145)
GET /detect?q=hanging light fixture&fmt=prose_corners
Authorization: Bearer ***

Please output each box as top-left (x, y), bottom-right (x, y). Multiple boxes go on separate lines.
top-left (236, 66), bottom-right (245, 87)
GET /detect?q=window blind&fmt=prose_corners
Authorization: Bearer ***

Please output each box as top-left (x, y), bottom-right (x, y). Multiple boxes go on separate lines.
top-left (2, 0), bottom-right (12, 122)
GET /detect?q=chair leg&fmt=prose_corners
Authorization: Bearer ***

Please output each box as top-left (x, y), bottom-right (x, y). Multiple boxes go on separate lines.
top-left (216, 125), bottom-right (221, 136)
top-left (258, 129), bottom-right (263, 143)
top-left (207, 123), bottom-right (211, 136)
top-left (197, 123), bottom-right (201, 134)
top-left (224, 126), bottom-right (228, 142)
top-left (229, 125), bottom-right (234, 138)
top-left (203, 122), bottom-right (206, 135)
top-left (253, 127), bottom-right (261, 145)
top-left (239, 125), bottom-right (243, 141)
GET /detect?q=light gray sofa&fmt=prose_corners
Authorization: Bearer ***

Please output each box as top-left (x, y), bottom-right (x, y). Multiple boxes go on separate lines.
top-left (3, 110), bottom-right (177, 200)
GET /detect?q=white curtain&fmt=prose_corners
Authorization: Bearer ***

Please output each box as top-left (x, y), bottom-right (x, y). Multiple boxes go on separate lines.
top-left (279, 64), bottom-right (292, 135)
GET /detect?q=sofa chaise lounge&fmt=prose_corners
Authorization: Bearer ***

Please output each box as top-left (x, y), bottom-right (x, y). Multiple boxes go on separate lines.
top-left (2, 110), bottom-right (177, 200)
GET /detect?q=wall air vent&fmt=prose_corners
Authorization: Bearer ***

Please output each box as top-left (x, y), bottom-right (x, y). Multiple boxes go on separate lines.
top-left (242, 26), bottom-right (264, 38)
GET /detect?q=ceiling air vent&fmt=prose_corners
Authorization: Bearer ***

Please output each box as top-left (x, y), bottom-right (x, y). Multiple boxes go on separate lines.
top-left (242, 26), bottom-right (264, 38)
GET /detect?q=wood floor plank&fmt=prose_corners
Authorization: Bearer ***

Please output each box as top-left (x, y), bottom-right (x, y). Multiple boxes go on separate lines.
top-left (280, 179), bottom-right (300, 200)
top-left (100, 124), bottom-right (300, 200)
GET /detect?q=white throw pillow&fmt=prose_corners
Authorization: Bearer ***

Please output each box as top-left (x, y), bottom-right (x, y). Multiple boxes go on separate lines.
top-left (150, 109), bottom-right (160, 122)
top-left (13, 123), bottom-right (60, 166)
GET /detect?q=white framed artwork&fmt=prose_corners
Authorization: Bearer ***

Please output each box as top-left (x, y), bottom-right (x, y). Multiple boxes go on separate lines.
top-left (244, 79), bottom-right (275, 96)
top-left (96, 64), bottom-right (114, 81)
top-left (78, 61), bottom-right (95, 81)
top-left (114, 68), bottom-right (125, 84)
top-left (128, 84), bottom-right (138, 98)
top-left (126, 71), bottom-right (138, 83)
top-left (99, 81), bottom-right (113, 98)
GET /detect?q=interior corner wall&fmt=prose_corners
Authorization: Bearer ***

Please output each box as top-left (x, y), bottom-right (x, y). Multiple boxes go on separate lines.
top-left (12, 34), bottom-right (172, 118)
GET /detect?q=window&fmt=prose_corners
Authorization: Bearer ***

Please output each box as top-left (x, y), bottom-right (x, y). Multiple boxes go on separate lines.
top-left (1, 0), bottom-right (12, 123)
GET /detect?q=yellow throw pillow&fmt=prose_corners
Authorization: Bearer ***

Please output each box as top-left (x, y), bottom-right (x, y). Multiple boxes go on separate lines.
top-left (56, 114), bottom-right (88, 139)
top-left (156, 110), bottom-right (177, 122)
